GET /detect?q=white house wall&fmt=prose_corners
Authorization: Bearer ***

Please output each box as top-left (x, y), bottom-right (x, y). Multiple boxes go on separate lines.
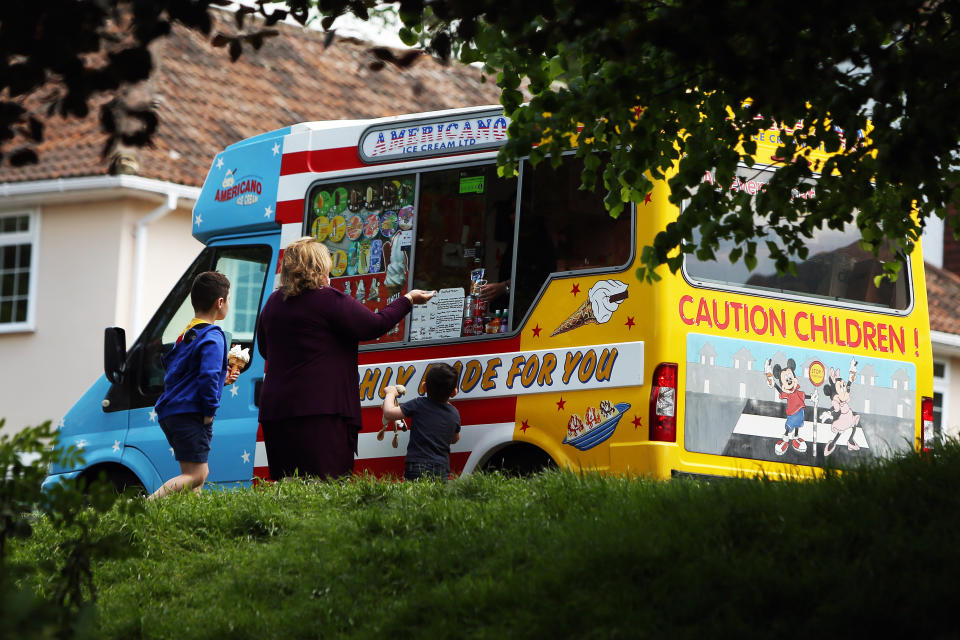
top-left (935, 352), bottom-right (960, 440)
top-left (0, 197), bottom-right (199, 433)
top-left (117, 201), bottom-right (201, 340)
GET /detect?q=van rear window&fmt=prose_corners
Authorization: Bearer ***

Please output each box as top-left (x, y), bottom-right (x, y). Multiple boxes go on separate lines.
top-left (683, 167), bottom-right (911, 311)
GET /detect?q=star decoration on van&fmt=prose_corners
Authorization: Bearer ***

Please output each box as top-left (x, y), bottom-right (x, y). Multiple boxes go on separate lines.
top-left (264, 205), bottom-right (273, 219)
top-left (532, 324), bottom-right (542, 337)
top-left (556, 397), bottom-right (566, 410)
top-left (520, 420), bottom-right (531, 433)
top-left (112, 440), bottom-right (121, 452)
top-left (216, 156), bottom-right (224, 169)
top-left (272, 142), bottom-right (281, 155)
top-left (570, 283), bottom-right (580, 296)
top-left (241, 450), bottom-right (251, 464)
top-left (194, 214), bottom-right (203, 226)
top-left (644, 192), bottom-right (652, 204)
top-left (148, 410), bottom-right (157, 422)
top-left (625, 316), bottom-right (635, 329)
top-left (632, 416), bottom-right (642, 429)
top-left (75, 439), bottom-right (88, 449)
top-left (229, 384), bottom-right (239, 398)
top-left (57, 417), bottom-right (65, 429)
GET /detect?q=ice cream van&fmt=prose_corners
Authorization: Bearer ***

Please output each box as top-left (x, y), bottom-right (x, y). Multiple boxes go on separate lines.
top-left (43, 104), bottom-right (934, 492)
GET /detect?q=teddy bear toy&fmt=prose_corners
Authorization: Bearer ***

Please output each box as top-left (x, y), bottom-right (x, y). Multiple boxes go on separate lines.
top-left (376, 384), bottom-right (408, 448)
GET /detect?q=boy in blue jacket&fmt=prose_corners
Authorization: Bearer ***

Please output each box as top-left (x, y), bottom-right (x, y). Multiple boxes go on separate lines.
top-left (149, 271), bottom-right (238, 499)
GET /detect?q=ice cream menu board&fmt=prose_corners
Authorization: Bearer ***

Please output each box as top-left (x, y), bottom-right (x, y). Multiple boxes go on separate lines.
top-left (410, 287), bottom-right (466, 342)
top-left (308, 175), bottom-right (416, 344)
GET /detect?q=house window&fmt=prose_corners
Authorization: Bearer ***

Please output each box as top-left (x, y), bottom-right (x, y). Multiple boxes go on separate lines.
top-left (933, 360), bottom-right (948, 440)
top-left (0, 211), bottom-right (38, 332)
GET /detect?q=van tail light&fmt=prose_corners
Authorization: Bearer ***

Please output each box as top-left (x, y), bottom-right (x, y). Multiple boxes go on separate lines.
top-left (921, 396), bottom-right (935, 452)
top-left (649, 362), bottom-right (678, 442)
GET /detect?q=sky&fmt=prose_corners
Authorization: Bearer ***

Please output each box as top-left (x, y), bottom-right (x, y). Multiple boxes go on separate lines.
top-left (224, 2), bottom-right (409, 48)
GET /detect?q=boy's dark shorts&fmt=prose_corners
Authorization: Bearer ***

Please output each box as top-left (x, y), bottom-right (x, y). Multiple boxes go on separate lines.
top-left (159, 413), bottom-right (212, 463)
top-left (404, 461), bottom-right (449, 481)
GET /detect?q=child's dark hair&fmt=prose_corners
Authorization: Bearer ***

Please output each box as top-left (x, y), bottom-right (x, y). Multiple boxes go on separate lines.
top-left (191, 271), bottom-right (230, 313)
top-left (424, 363), bottom-right (458, 402)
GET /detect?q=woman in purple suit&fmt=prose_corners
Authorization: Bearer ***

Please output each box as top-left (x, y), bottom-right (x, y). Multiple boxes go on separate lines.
top-left (257, 237), bottom-right (434, 479)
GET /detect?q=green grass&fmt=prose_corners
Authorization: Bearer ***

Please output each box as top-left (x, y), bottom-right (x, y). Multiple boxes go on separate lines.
top-left (11, 443), bottom-right (960, 639)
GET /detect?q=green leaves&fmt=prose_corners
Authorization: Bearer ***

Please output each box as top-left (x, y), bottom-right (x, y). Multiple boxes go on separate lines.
top-left (3, 0), bottom-right (955, 277)
top-left (1, 418), bottom-right (141, 639)
top-left (382, 0), bottom-right (960, 278)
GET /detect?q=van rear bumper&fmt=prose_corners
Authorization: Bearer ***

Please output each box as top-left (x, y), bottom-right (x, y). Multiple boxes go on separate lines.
top-left (608, 441), bottom-right (679, 479)
top-left (671, 470), bottom-right (731, 482)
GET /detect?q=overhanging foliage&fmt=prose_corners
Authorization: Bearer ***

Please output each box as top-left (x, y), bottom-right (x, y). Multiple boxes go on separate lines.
top-left (3, 0), bottom-right (958, 278)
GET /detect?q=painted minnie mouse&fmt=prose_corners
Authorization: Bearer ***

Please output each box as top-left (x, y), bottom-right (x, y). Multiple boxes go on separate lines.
top-left (818, 358), bottom-right (862, 456)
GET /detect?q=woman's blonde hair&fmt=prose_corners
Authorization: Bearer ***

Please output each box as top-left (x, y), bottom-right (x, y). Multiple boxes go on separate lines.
top-left (279, 237), bottom-right (332, 299)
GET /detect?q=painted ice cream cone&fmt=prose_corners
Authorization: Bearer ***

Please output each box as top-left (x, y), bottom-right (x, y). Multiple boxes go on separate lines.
top-left (550, 279), bottom-right (630, 337)
top-left (227, 344), bottom-right (250, 378)
top-left (551, 299), bottom-right (597, 336)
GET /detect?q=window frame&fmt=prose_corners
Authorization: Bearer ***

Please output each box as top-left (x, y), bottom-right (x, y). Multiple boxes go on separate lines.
top-left (301, 154), bottom-right (638, 350)
top-left (510, 153), bottom-right (637, 329)
top-left (0, 209), bottom-right (40, 333)
top-left (104, 243), bottom-right (273, 412)
top-left (680, 163), bottom-right (915, 316)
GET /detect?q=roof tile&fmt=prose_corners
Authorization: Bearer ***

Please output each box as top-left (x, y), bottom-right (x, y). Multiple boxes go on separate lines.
top-left (925, 262), bottom-right (960, 335)
top-left (1, 11), bottom-right (501, 187)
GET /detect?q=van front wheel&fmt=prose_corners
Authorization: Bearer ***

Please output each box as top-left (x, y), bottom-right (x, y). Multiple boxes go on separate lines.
top-left (79, 464), bottom-right (145, 496)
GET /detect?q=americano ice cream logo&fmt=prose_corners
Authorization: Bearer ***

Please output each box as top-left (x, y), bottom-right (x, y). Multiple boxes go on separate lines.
top-left (215, 168), bottom-right (263, 206)
top-left (359, 110), bottom-right (511, 163)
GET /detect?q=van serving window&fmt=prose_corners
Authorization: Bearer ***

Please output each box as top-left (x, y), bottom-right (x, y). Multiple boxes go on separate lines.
top-left (515, 156), bottom-right (632, 320)
top-left (305, 157), bottom-right (635, 344)
top-left (684, 166), bottom-right (911, 311)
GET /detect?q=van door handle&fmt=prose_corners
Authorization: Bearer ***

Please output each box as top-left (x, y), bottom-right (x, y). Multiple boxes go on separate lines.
top-left (253, 378), bottom-right (263, 407)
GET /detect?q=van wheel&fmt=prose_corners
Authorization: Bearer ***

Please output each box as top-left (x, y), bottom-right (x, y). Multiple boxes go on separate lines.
top-left (480, 443), bottom-right (556, 476)
top-left (79, 465), bottom-right (145, 496)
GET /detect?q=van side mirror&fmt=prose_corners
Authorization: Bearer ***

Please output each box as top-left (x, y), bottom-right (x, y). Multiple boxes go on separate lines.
top-left (104, 327), bottom-right (127, 384)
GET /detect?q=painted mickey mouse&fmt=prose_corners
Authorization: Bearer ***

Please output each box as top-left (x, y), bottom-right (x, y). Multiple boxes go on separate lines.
top-left (764, 357), bottom-right (819, 456)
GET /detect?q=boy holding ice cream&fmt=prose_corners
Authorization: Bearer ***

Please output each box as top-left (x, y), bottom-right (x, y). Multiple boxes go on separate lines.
top-left (149, 271), bottom-right (242, 499)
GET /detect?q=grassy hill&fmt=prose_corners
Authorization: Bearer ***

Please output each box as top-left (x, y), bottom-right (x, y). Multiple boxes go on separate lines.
top-left (11, 443), bottom-right (960, 639)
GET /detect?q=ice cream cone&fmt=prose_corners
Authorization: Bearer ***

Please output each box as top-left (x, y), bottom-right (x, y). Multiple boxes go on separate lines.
top-left (551, 299), bottom-right (598, 337)
top-left (227, 345), bottom-right (251, 379)
top-left (228, 356), bottom-right (243, 378)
